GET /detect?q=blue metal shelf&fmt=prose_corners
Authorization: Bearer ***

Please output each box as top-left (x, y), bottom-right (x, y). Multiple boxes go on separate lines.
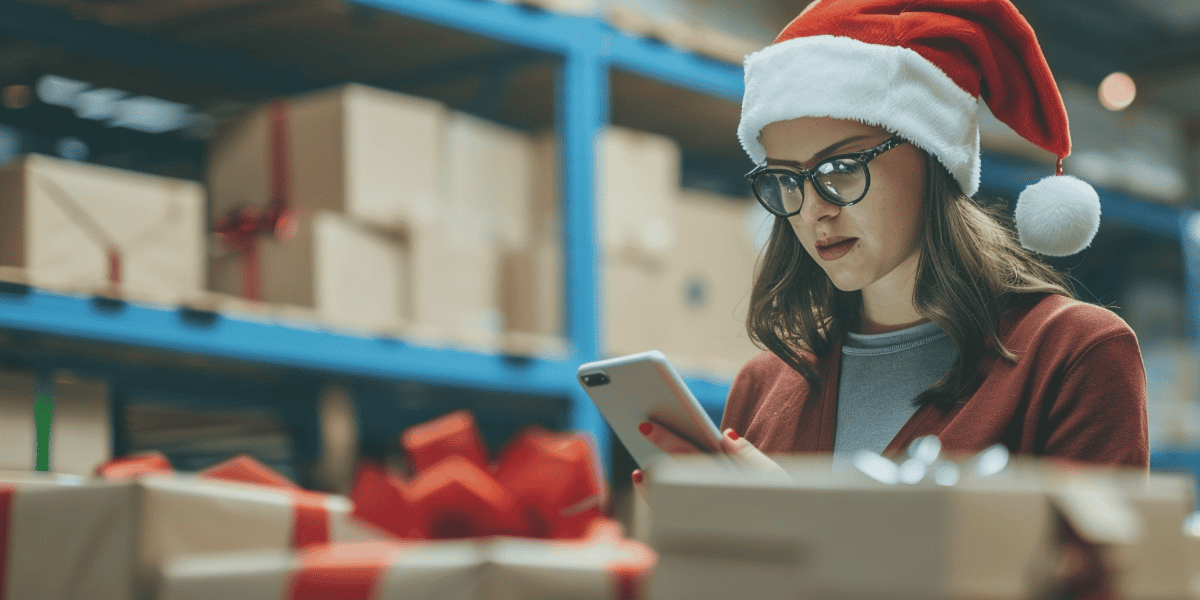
top-left (0, 286), bottom-right (578, 399)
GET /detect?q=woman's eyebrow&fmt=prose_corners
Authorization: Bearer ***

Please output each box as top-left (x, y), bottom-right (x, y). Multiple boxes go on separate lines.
top-left (766, 134), bottom-right (878, 167)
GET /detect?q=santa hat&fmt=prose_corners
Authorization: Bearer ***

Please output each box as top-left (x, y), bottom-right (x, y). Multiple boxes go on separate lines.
top-left (738, 0), bottom-right (1101, 257)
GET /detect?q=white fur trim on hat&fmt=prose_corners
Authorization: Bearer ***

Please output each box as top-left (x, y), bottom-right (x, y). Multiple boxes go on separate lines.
top-left (739, 35), bottom-right (982, 196)
top-left (1014, 175), bottom-right (1101, 257)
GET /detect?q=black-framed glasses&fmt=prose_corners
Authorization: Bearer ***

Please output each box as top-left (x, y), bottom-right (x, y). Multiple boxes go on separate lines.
top-left (745, 136), bottom-right (907, 217)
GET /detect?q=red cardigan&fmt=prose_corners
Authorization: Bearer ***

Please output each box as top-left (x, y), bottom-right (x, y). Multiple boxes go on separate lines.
top-left (720, 294), bottom-right (1149, 468)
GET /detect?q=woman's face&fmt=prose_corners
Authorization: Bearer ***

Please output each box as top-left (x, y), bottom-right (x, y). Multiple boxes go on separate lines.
top-left (759, 117), bottom-right (927, 295)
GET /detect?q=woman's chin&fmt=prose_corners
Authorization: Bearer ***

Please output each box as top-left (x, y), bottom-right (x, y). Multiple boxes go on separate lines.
top-left (825, 273), bottom-right (867, 292)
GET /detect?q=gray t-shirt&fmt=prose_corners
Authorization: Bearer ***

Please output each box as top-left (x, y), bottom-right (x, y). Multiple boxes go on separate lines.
top-left (833, 320), bottom-right (958, 457)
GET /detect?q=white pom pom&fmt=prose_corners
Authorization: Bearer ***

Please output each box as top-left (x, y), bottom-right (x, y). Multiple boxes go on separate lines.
top-left (1014, 175), bottom-right (1101, 257)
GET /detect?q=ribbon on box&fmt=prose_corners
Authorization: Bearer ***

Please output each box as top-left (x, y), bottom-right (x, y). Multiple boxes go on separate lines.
top-left (582, 518), bottom-right (657, 600)
top-left (288, 541), bottom-right (399, 600)
top-left (94, 451), bottom-right (174, 480)
top-left (212, 100), bottom-right (299, 302)
top-left (31, 175), bottom-right (126, 296)
top-left (0, 486), bottom-right (11, 599)
top-left (197, 454), bottom-right (330, 548)
top-left (97, 452), bottom-right (331, 548)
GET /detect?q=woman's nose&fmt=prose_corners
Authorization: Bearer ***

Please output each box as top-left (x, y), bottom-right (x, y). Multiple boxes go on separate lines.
top-left (793, 179), bottom-right (841, 224)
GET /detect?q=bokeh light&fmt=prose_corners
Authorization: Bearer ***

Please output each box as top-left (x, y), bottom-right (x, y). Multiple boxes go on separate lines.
top-left (1098, 71), bottom-right (1136, 111)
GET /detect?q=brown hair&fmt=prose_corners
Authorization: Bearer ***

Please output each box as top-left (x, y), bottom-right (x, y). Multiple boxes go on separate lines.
top-left (746, 150), bottom-right (1077, 410)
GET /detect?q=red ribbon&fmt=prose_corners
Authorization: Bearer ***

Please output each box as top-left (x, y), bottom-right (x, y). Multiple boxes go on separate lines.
top-left (0, 486), bottom-right (11, 600)
top-left (288, 490), bottom-right (331, 549)
top-left (196, 455), bottom-right (329, 548)
top-left (288, 542), bottom-right (398, 600)
top-left (212, 100), bottom-right (296, 302)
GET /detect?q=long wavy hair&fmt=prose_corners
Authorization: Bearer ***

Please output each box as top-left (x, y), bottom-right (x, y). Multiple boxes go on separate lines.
top-left (745, 148), bottom-right (1077, 410)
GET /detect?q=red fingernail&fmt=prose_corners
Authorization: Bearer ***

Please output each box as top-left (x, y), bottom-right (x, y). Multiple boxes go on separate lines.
top-left (631, 470), bottom-right (643, 484)
top-left (639, 422), bottom-right (653, 436)
top-left (727, 429), bottom-right (740, 441)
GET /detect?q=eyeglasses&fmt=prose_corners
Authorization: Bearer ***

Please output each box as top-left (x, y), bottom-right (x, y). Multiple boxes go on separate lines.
top-left (745, 136), bottom-right (907, 218)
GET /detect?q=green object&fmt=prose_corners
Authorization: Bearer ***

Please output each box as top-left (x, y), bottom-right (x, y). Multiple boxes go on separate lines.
top-left (34, 388), bottom-right (52, 472)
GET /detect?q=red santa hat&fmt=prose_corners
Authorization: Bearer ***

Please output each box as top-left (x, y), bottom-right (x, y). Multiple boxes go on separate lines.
top-left (738, 0), bottom-right (1101, 257)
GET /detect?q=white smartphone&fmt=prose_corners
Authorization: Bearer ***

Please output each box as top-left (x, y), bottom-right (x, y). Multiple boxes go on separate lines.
top-left (577, 350), bottom-right (724, 468)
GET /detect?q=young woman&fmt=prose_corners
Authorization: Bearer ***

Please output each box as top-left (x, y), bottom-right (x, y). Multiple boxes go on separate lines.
top-left (632, 0), bottom-right (1148, 483)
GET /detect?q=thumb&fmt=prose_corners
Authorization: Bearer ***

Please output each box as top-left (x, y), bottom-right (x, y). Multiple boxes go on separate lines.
top-left (721, 429), bottom-right (788, 476)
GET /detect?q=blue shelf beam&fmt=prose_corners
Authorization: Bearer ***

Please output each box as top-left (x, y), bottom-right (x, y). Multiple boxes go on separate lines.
top-left (0, 287), bottom-right (577, 399)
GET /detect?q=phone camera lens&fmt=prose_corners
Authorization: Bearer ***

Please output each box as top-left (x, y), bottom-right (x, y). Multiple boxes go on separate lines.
top-left (581, 372), bottom-right (610, 387)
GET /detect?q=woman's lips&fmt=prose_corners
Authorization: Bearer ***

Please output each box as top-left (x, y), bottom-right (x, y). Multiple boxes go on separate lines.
top-left (816, 237), bottom-right (858, 261)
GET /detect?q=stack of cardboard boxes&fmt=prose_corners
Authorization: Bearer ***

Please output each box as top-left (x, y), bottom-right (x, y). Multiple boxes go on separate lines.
top-left (598, 126), bottom-right (763, 377)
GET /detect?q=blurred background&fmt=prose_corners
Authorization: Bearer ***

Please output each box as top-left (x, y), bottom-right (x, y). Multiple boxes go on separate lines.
top-left (0, 0), bottom-right (1199, 524)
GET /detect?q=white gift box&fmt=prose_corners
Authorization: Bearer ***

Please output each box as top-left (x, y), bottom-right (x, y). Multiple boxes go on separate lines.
top-left (159, 524), bottom-right (655, 600)
top-left (0, 472), bottom-right (137, 600)
top-left (159, 541), bottom-right (483, 600)
top-left (0, 469), bottom-right (384, 600)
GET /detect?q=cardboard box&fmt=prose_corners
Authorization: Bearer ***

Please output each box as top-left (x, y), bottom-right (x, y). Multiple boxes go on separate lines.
top-left (442, 111), bottom-right (536, 251)
top-left (0, 472), bottom-right (139, 600)
top-left (0, 154), bottom-right (205, 303)
top-left (597, 127), bottom-right (680, 261)
top-left (990, 462), bottom-right (1197, 600)
top-left (208, 83), bottom-right (444, 235)
top-left (644, 456), bottom-right (1065, 600)
top-left (49, 370), bottom-right (112, 476)
top-left (603, 253), bottom-right (671, 357)
top-left (0, 369), bottom-right (111, 476)
top-left (661, 189), bottom-right (761, 376)
top-left (500, 236), bottom-right (562, 336)
top-left (210, 209), bottom-right (408, 335)
top-left (0, 369), bottom-right (36, 471)
top-left (312, 211), bottom-right (407, 334)
top-left (406, 223), bottom-right (502, 348)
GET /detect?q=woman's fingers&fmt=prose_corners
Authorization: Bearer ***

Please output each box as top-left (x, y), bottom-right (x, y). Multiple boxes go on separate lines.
top-left (631, 469), bottom-right (648, 505)
top-left (638, 421), bottom-right (704, 454)
top-left (720, 428), bottom-right (791, 477)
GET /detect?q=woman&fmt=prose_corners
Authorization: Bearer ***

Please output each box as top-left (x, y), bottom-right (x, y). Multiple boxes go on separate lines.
top-left (633, 0), bottom-right (1148, 483)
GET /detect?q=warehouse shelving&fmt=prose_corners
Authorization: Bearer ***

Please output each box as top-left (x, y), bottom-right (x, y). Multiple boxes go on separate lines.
top-left (2, 0), bottom-right (1199, 482)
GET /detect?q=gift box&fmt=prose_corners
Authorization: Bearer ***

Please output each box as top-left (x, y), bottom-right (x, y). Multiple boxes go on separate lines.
top-left (208, 83), bottom-right (444, 234)
top-left (0, 154), bottom-right (205, 303)
top-left (484, 519), bottom-right (656, 600)
top-left (90, 453), bottom-right (387, 596)
top-left (158, 540), bottom-right (484, 600)
top-left (643, 452), bottom-right (1146, 600)
top-left (0, 471), bottom-right (138, 600)
top-left (157, 520), bottom-right (654, 600)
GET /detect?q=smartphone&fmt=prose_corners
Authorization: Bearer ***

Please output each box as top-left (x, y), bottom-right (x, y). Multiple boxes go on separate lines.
top-left (577, 350), bottom-right (724, 468)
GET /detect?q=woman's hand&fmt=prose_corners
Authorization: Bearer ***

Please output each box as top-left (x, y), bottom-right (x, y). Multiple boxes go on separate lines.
top-left (630, 421), bottom-right (785, 502)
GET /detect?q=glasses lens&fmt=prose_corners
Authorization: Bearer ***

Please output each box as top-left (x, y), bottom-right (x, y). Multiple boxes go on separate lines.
top-left (815, 158), bottom-right (866, 204)
top-left (754, 172), bottom-right (804, 215)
